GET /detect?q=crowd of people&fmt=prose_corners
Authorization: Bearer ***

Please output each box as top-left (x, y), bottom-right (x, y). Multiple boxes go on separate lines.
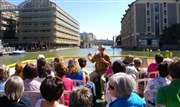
top-left (0, 45), bottom-right (179, 107)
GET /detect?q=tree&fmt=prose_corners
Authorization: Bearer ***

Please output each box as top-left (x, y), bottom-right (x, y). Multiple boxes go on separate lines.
top-left (160, 24), bottom-right (180, 45)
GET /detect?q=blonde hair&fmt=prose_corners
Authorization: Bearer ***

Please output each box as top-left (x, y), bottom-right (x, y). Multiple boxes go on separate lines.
top-left (0, 64), bottom-right (9, 81)
top-left (5, 76), bottom-right (24, 101)
top-left (67, 58), bottom-right (81, 74)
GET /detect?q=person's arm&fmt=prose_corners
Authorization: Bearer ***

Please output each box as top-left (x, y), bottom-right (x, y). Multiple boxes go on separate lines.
top-left (87, 53), bottom-right (94, 63)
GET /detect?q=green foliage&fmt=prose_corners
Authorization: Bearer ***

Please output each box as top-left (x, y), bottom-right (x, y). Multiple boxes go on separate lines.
top-left (160, 24), bottom-right (180, 45)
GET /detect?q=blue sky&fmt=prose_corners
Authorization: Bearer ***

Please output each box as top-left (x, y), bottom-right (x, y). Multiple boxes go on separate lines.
top-left (7, 0), bottom-right (134, 40)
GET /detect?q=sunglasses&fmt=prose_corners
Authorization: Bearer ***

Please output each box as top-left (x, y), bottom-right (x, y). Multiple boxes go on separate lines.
top-left (108, 84), bottom-right (114, 90)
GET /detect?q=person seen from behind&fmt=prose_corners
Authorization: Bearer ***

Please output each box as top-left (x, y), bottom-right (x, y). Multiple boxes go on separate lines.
top-left (0, 76), bottom-right (31, 107)
top-left (156, 59), bottom-right (180, 107)
top-left (0, 64), bottom-right (9, 91)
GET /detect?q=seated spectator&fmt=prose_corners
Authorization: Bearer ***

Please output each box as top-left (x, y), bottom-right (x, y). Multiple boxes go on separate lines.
top-left (37, 54), bottom-right (52, 78)
top-left (78, 58), bottom-right (90, 82)
top-left (0, 76), bottom-right (31, 107)
top-left (156, 59), bottom-right (180, 107)
top-left (145, 61), bottom-right (171, 106)
top-left (35, 76), bottom-right (67, 107)
top-left (0, 65), bottom-right (9, 91)
top-left (108, 73), bottom-right (146, 107)
top-left (14, 62), bottom-right (25, 79)
top-left (69, 87), bottom-right (93, 107)
top-left (23, 63), bottom-right (41, 91)
top-left (123, 55), bottom-right (138, 79)
top-left (55, 62), bottom-right (73, 106)
top-left (66, 59), bottom-right (86, 85)
top-left (105, 60), bottom-right (126, 107)
top-left (134, 58), bottom-right (147, 79)
top-left (147, 53), bottom-right (164, 78)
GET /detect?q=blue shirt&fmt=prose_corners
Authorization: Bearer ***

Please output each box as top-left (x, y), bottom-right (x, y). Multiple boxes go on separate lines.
top-left (66, 70), bottom-right (83, 86)
top-left (109, 93), bottom-right (146, 107)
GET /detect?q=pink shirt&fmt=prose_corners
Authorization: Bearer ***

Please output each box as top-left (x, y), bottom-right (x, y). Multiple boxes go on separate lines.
top-left (59, 76), bottom-right (73, 106)
top-left (147, 63), bottom-right (159, 78)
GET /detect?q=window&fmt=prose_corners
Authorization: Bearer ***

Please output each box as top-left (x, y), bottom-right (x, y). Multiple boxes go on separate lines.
top-left (147, 3), bottom-right (150, 8)
top-left (164, 10), bottom-right (167, 15)
top-left (164, 2), bottom-right (167, 8)
top-left (147, 10), bottom-right (150, 16)
top-left (164, 26), bottom-right (167, 29)
top-left (164, 18), bottom-right (167, 23)
top-left (147, 18), bottom-right (150, 23)
top-left (147, 26), bottom-right (150, 31)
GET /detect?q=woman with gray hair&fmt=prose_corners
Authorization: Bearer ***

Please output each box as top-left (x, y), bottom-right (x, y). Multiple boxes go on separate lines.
top-left (108, 73), bottom-right (146, 107)
top-left (0, 76), bottom-right (31, 107)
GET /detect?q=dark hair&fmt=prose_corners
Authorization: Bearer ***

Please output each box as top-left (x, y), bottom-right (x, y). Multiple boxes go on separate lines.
top-left (158, 61), bottom-right (169, 77)
top-left (55, 63), bottom-right (68, 78)
top-left (23, 63), bottom-right (38, 79)
top-left (37, 59), bottom-right (51, 78)
top-left (112, 60), bottom-right (126, 74)
top-left (155, 53), bottom-right (164, 63)
top-left (78, 58), bottom-right (87, 68)
top-left (168, 60), bottom-right (180, 79)
top-left (40, 76), bottom-right (64, 101)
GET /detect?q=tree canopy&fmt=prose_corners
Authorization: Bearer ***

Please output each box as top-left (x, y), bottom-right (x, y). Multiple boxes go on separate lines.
top-left (160, 24), bottom-right (180, 45)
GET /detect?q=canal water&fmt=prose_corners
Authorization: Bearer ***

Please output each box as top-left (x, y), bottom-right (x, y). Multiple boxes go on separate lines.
top-left (0, 46), bottom-right (180, 65)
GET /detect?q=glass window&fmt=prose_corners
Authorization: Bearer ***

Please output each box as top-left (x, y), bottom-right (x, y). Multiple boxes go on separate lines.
top-left (164, 2), bottom-right (167, 7)
top-left (147, 10), bottom-right (150, 15)
top-left (164, 10), bottom-right (167, 15)
top-left (164, 18), bottom-right (167, 23)
top-left (147, 18), bottom-right (150, 23)
top-left (147, 3), bottom-right (150, 8)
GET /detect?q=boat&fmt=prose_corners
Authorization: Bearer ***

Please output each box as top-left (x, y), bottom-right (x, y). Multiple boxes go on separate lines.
top-left (10, 50), bottom-right (26, 55)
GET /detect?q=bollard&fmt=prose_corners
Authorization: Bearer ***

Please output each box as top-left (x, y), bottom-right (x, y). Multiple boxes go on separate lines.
top-left (157, 49), bottom-right (161, 53)
top-left (166, 50), bottom-right (169, 58)
top-left (170, 51), bottom-right (173, 58)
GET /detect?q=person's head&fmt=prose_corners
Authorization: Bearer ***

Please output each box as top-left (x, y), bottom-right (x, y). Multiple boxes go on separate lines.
top-left (168, 59), bottom-right (180, 79)
top-left (134, 58), bottom-right (142, 69)
top-left (98, 45), bottom-right (106, 54)
top-left (108, 73), bottom-right (136, 98)
top-left (68, 58), bottom-right (81, 74)
top-left (112, 60), bottom-right (126, 74)
top-left (78, 58), bottom-right (87, 68)
top-left (0, 64), bottom-right (9, 81)
top-left (53, 57), bottom-right (65, 66)
top-left (123, 55), bottom-right (134, 65)
top-left (40, 76), bottom-right (64, 102)
top-left (37, 54), bottom-right (45, 61)
top-left (23, 63), bottom-right (38, 79)
top-left (15, 62), bottom-right (24, 75)
top-left (5, 76), bottom-right (24, 101)
top-left (55, 62), bottom-right (68, 78)
top-left (155, 53), bottom-right (164, 63)
top-left (69, 87), bottom-right (93, 107)
top-left (158, 61), bottom-right (169, 77)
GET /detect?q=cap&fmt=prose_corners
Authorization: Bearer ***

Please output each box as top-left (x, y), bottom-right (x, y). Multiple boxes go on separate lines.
top-left (37, 54), bottom-right (45, 60)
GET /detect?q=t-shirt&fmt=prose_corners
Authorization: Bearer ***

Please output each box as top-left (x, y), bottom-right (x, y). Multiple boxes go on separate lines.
top-left (156, 80), bottom-right (180, 107)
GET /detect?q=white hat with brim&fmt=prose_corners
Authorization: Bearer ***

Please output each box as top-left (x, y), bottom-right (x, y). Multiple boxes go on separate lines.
top-left (37, 54), bottom-right (45, 60)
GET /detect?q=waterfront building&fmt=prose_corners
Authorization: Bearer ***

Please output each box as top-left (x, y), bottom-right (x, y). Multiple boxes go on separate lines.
top-left (0, 0), bottom-right (18, 42)
top-left (80, 32), bottom-right (96, 48)
top-left (17, 0), bottom-right (80, 49)
top-left (120, 0), bottom-right (180, 49)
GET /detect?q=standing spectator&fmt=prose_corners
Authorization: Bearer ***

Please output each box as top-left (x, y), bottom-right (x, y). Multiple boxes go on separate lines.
top-left (23, 63), bottom-right (41, 91)
top-left (69, 87), bottom-right (93, 107)
top-left (147, 53), bottom-right (164, 78)
top-left (145, 61), bottom-right (171, 106)
top-left (156, 59), bottom-right (180, 107)
top-left (0, 64), bottom-right (9, 91)
top-left (0, 76), bottom-right (31, 107)
top-left (55, 62), bottom-right (73, 106)
top-left (88, 45), bottom-right (111, 96)
top-left (35, 76), bottom-right (67, 107)
top-left (108, 73), bottom-right (146, 107)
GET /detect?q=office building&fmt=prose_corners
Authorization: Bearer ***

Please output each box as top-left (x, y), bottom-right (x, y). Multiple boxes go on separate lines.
top-left (121, 0), bottom-right (180, 49)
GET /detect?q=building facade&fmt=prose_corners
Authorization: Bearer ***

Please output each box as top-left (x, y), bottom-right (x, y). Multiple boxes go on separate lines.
top-left (0, 0), bottom-right (18, 43)
top-left (121, 0), bottom-right (180, 49)
top-left (17, 0), bottom-right (80, 49)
